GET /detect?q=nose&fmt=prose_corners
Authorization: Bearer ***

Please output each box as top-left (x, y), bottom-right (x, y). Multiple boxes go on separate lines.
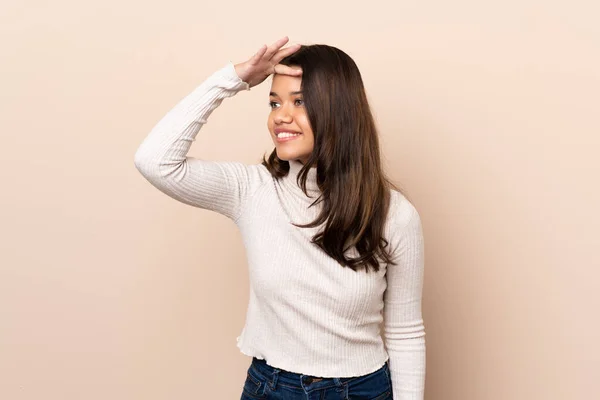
top-left (274, 105), bottom-right (293, 124)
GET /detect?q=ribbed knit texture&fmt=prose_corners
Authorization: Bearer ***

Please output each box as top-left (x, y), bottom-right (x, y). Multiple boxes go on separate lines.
top-left (134, 61), bottom-right (426, 400)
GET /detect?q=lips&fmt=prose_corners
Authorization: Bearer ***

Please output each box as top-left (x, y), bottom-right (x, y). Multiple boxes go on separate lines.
top-left (274, 128), bottom-right (302, 134)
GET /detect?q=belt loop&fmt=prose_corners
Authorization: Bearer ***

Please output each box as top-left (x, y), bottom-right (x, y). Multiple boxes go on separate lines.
top-left (270, 368), bottom-right (280, 390)
top-left (333, 377), bottom-right (347, 398)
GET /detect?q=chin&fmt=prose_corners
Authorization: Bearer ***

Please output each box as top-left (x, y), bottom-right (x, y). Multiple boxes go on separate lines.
top-left (276, 150), bottom-right (307, 162)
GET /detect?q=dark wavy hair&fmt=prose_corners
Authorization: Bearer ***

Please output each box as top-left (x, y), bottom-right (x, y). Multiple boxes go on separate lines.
top-left (261, 44), bottom-right (408, 273)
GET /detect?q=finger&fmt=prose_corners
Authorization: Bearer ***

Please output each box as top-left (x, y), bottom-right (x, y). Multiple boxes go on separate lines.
top-left (272, 43), bottom-right (301, 64)
top-left (264, 36), bottom-right (290, 60)
top-left (250, 44), bottom-right (268, 64)
top-left (274, 64), bottom-right (303, 76)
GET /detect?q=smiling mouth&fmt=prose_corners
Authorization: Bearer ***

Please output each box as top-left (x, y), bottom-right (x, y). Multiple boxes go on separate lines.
top-left (275, 132), bottom-right (303, 142)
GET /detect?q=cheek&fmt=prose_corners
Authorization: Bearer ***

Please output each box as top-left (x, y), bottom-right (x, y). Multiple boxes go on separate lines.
top-left (298, 115), bottom-right (311, 132)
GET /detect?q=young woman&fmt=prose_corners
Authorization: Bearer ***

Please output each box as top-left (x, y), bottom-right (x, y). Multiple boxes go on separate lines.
top-left (134, 36), bottom-right (425, 400)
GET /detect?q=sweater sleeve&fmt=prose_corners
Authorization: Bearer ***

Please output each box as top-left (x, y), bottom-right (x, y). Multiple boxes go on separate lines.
top-left (133, 62), bottom-right (266, 223)
top-left (383, 199), bottom-right (426, 400)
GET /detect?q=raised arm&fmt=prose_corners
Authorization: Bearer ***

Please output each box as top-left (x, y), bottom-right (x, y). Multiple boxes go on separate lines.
top-left (133, 37), bottom-right (302, 222)
top-left (383, 197), bottom-right (427, 400)
top-left (133, 62), bottom-right (259, 222)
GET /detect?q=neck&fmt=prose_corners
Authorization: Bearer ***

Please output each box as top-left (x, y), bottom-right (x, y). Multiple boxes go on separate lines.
top-left (285, 159), bottom-right (320, 196)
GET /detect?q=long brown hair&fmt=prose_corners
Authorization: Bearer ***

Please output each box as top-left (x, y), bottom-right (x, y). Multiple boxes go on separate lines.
top-left (261, 44), bottom-right (408, 273)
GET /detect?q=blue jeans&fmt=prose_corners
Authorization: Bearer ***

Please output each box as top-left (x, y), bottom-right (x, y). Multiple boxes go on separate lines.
top-left (241, 356), bottom-right (393, 400)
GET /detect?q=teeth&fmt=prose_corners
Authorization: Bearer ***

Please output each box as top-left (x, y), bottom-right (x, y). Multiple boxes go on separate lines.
top-left (277, 132), bottom-right (302, 138)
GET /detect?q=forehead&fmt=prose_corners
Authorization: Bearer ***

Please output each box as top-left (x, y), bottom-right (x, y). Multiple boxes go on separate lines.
top-left (270, 74), bottom-right (303, 95)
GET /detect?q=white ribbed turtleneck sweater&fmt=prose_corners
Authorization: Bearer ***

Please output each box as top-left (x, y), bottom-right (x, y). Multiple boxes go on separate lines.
top-left (134, 61), bottom-right (426, 399)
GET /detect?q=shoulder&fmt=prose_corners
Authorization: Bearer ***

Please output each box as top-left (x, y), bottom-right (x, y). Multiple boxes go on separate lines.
top-left (251, 162), bottom-right (273, 185)
top-left (387, 189), bottom-right (421, 231)
top-left (385, 189), bottom-right (424, 254)
top-left (202, 161), bottom-right (273, 202)
top-left (240, 161), bottom-right (271, 179)
top-left (214, 160), bottom-right (272, 182)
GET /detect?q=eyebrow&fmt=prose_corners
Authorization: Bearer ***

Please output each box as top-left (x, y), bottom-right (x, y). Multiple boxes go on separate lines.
top-left (269, 91), bottom-right (303, 97)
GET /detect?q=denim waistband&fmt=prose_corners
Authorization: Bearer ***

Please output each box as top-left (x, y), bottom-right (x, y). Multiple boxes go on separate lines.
top-left (250, 357), bottom-right (389, 391)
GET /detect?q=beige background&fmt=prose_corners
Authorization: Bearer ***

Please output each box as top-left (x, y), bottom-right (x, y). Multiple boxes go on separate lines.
top-left (1, 1), bottom-right (598, 399)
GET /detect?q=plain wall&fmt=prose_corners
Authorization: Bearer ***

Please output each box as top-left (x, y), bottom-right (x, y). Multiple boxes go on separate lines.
top-left (1, 1), bottom-right (598, 399)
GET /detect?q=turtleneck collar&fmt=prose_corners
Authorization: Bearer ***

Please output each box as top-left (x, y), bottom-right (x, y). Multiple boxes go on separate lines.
top-left (283, 159), bottom-right (320, 197)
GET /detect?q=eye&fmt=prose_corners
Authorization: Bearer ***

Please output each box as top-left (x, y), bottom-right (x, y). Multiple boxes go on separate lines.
top-left (268, 99), bottom-right (304, 109)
